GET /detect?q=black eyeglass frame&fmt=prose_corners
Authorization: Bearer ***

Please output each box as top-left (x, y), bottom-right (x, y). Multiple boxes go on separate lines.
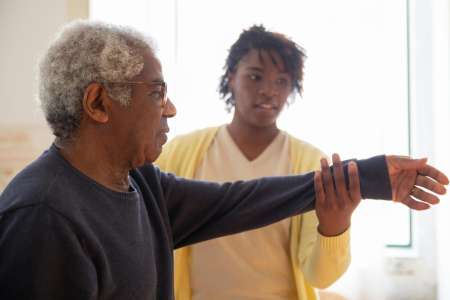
top-left (105, 81), bottom-right (168, 107)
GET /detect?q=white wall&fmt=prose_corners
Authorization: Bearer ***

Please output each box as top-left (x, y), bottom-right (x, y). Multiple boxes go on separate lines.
top-left (381, 0), bottom-right (450, 299)
top-left (432, 0), bottom-right (450, 298)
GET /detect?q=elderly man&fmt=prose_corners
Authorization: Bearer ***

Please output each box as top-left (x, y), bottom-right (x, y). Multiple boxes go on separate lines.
top-left (0, 21), bottom-right (448, 300)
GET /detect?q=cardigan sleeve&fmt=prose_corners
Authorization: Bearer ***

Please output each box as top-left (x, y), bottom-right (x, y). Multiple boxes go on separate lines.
top-left (289, 142), bottom-right (350, 289)
top-left (297, 211), bottom-right (351, 288)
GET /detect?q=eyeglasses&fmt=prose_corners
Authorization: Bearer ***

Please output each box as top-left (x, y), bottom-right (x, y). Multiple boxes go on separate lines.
top-left (105, 81), bottom-right (168, 107)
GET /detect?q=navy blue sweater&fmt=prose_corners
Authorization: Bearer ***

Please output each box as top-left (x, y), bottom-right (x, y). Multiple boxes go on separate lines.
top-left (0, 145), bottom-right (391, 299)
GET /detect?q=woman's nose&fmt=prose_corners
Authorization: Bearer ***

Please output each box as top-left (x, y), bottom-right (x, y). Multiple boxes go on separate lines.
top-left (258, 79), bottom-right (279, 97)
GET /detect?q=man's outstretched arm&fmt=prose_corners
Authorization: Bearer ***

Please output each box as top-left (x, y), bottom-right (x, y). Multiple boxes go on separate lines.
top-left (162, 154), bottom-right (448, 248)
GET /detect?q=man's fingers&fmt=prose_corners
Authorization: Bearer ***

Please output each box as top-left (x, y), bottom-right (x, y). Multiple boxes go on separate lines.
top-left (314, 171), bottom-right (326, 206)
top-left (419, 165), bottom-right (450, 186)
top-left (410, 187), bottom-right (440, 205)
top-left (348, 161), bottom-right (362, 204)
top-left (321, 158), bottom-right (337, 208)
top-left (401, 196), bottom-right (431, 210)
top-left (402, 157), bottom-right (428, 169)
top-left (332, 153), bottom-right (347, 208)
top-left (392, 170), bottom-right (415, 202)
top-left (388, 156), bottom-right (427, 171)
top-left (416, 175), bottom-right (447, 195)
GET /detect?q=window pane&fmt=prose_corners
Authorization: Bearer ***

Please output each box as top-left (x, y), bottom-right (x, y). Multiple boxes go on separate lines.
top-left (90, 0), bottom-right (411, 246)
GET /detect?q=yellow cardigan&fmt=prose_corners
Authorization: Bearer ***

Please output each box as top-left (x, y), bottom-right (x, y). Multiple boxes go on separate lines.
top-left (156, 127), bottom-right (350, 300)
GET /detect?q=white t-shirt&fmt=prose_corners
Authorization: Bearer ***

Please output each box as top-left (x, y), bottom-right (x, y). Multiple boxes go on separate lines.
top-left (191, 125), bottom-right (297, 300)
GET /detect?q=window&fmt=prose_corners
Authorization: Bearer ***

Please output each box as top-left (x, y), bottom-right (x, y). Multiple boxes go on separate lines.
top-left (90, 0), bottom-right (412, 247)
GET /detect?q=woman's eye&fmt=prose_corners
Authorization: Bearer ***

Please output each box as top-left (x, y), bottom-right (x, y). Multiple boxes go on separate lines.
top-left (276, 78), bottom-right (288, 86)
top-left (249, 74), bottom-right (261, 81)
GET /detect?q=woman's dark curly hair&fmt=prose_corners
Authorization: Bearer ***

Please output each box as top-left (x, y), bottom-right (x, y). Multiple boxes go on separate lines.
top-left (219, 25), bottom-right (306, 112)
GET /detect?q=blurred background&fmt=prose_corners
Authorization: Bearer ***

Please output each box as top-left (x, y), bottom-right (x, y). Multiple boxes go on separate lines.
top-left (1, 0), bottom-right (449, 299)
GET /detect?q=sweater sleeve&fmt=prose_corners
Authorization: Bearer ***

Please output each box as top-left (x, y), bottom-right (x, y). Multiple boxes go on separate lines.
top-left (160, 155), bottom-right (391, 248)
top-left (0, 205), bottom-right (97, 300)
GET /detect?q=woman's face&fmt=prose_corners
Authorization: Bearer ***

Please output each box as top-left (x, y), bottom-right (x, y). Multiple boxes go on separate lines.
top-left (228, 48), bottom-right (293, 129)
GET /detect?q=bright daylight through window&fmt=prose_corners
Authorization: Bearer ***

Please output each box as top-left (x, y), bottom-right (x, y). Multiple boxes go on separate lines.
top-left (90, 0), bottom-right (412, 248)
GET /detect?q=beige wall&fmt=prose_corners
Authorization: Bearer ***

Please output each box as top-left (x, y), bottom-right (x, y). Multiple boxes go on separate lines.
top-left (0, 0), bottom-right (88, 190)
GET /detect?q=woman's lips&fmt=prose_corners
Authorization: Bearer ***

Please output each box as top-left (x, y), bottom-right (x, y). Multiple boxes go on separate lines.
top-left (255, 103), bottom-right (278, 111)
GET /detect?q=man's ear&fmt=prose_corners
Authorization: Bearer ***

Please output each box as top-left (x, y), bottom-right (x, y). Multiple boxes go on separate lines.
top-left (82, 83), bottom-right (109, 123)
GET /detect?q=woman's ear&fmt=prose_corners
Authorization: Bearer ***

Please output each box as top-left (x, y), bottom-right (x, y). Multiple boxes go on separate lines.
top-left (82, 83), bottom-right (109, 123)
top-left (227, 72), bottom-right (235, 93)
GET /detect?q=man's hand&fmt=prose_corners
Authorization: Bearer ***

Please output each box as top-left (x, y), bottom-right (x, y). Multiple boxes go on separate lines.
top-left (386, 155), bottom-right (449, 210)
top-left (314, 154), bottom-right (361, 237)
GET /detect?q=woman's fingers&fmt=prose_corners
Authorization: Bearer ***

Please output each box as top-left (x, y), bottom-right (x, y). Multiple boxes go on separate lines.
top-left (321, 158), bottom-right (337, 209)
top-left (314, 171), bottom-right (326, 207)
top-left (348, 161), bottom-right (362, 204)
top-left (331, 153), bottom-right (348, 208)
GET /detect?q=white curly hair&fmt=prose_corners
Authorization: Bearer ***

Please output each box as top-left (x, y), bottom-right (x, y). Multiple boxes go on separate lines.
top-left (38, 20), bottom-right (156, 141)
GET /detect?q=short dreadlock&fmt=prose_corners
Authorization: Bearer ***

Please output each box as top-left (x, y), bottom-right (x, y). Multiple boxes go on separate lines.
top-left (219, 25), bottom-right (306, 111)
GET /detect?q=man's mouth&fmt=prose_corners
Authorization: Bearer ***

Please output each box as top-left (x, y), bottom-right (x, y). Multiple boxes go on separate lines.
top-left (160, 133), bottom-right (168, 145)
top-left (159, 128), bottom-right (169, 145)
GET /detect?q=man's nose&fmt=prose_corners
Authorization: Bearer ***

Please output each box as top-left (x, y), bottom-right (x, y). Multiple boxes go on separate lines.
top-left (163, 97), bottom-right (176, 118)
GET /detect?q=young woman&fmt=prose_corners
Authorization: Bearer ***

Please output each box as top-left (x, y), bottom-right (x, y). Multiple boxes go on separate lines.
top-left (156, 25), bottom-right (435, 300)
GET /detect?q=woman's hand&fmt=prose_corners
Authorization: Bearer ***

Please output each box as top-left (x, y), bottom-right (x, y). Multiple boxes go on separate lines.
top-left (313, 154), bottom-right (449, 237)
top-left (314, 154), bottom-right (361, 236)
